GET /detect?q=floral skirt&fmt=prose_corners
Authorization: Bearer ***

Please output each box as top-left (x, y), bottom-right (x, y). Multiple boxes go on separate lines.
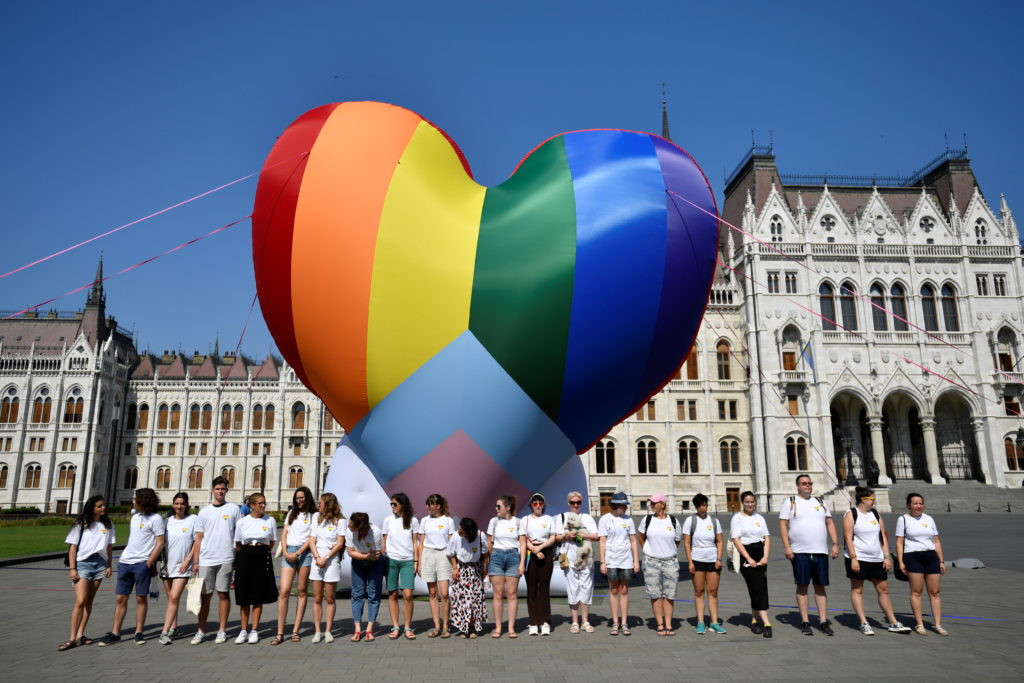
top-left (450, 560), bottom-right (487, 633)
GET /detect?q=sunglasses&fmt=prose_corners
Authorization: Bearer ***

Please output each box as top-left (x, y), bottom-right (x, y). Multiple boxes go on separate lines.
top-left (531, 500), bottom-right (544, 506)
top-left (390, 502), bottom-right (400, 507)
top-left (568, 500), bottom-right (582, 505)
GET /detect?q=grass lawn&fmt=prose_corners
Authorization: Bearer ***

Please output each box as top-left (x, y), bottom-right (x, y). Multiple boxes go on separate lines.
top-left (0, 522), bottom-right (129, 559)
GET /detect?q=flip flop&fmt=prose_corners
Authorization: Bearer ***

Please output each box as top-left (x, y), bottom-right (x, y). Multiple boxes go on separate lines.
top-left (364, 631), bottom-right (375, 642)
top-left (350, 631), bottom-right (362, 642)
top-left (508, 631), bottom-right (518, 639)
top-left (656, 627), bottom-right (667, 636)
top-left (570, 624), bottom-right (580, 634)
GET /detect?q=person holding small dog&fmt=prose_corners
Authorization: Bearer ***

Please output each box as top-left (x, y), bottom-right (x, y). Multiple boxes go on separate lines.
top-left (555, 491), bottom-right (598, 633)
top-left (637, 493), bottom-right (681, 636)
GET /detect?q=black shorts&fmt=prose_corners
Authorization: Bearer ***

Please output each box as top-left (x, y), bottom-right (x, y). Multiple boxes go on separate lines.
top-left (903, 550), bottom-right (941, 575)
top-left (845, 557), bottom-right (887, 581)
top-left (691, 560), bottom-right (721, 573)
top-left (791, 553), bottom-right (829, 586)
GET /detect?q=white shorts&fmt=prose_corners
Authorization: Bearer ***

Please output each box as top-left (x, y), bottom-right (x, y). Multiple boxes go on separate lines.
top-left (420, 547), bottom-right (452, 583)
top-left (310, 554), bottom-right (340, 583)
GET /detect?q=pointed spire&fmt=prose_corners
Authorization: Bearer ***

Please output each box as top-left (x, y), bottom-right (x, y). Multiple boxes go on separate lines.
top-left (661, 83), bottom-right (671, 141)
top-left (213, 334), bottom-right (220, 361)
top-left (86, 257), bottom-right (105, 308)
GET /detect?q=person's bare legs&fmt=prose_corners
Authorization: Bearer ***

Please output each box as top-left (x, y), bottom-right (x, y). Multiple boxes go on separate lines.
top-left (162, 579), bottom-right (186, 633)
top-left (312, 582), bottom-right (325, 634)
top-left (401, 588), bottom-right (414, 629)
top-left (795, 584), bottom-right (810, 622)
top-left (873, 579), bottom-right (898, 624)
top-left (925, 574), bottom-right (942, 629)
top-left (693, 573), bottom-right (706, 624)
top-left (276, 564), bottom-right (296, 636)
top-left (491, 575), bottom-right (505, 634)
top-left (706, 571), bottom-right (720, 624)
top-left (323, 583), bottom-right (336, 634)
top-left (850, 579), bottom-right (866, 623)
top-left (505, 577), bottom-right (518, 633)
top-left (813, 584), bottom-right (828, 623)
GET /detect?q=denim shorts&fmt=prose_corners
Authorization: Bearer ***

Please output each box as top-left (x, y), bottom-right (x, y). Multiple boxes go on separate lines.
top-left (606, 567), bottom-right (635, 582)
top-left (488, 547), bottom-right (521, 577)
top-left (77, 554), bottom-right (108, 581)
top-left (282, 544), bottom-right (313, 570)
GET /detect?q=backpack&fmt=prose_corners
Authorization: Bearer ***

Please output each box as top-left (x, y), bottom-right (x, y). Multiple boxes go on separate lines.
top-left (685, 515), bottom-right (718, 538)
top-left (788, 495), bottom-right (825, 516)
top-left (847, 507), bottom-right (883, 548)
top-left (641, 513), bottom-right (678, 535)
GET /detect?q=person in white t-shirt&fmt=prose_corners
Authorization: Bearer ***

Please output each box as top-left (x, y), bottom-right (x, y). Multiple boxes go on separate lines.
top-left (158, 492), bottom-right (198, 644)
top-left (730, 491), bottom-right (772, 637)
top-left (555, 491), bottom-right (599, 633)
top-left (308, 492), bottom-right (345, 643)
top-left (778, 474), bottom-right (840, 637)
top-left (98, 488), bottom-right (165, 647)
top-left (522, 493), bottom-right (557, 635)
top-left (417, 493), bottom-right (456, 638)
top-left (487, 494), bottom-right (525, 639)
top-left (272, 486), bottom-right (316, 645)
top-left (59, 495), bottom-right (115, 652)
top-left (637, 493), bottom-right (681, 636)
top-left (895, 492), bottom-right (947, 636)
top-left (232, 492), bottom-right (278, 644)
top-left (843, 486), bottom-right (910, 635)
top-left (598, 491), bottom-right (639, 636)
top-left (683, 493), bottom-right (725, 635)
top-left (346, 512), bottom-right (384, 641)
top-left (383, 492), bottom-right (420, 640)
top-left (447, 517), bottom-right (490, 637)
top-left (188, 476), bottom-right (242, 644)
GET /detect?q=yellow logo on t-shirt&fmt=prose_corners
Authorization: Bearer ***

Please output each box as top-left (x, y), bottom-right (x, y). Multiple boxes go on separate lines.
top-left (508, 527), bottom-right (516, 533)
top-left (101, 529), bottom-right (108, 534)
top-left (181, 527), bottom-right (188, 532)
top-left (138, 524), bottom-right (145, 528)
top-left (870, 520), bottom-right (878, 525)
top-left (436, 524), bottom-right (445, 530)
top-left (620, 523), bottom-right (628, 528)
top-left (922, 523), bottom-right (929, 528)
top-left (222, 514), bottom-right (229, 520)
top-left (470, 547), bottom-right (478, 552)
top-left (665, 525), bottom-right (673, 531)
top-left (261, 526), bottom-right (269, 532)
top-left (813, 507), bottom-right (820, 511)
top-left (327, 526), bottom-right (334, 532)
top-left (754, 523), bottom-right (761, 527)
top-left (705, 525), bottom-right (713, 531)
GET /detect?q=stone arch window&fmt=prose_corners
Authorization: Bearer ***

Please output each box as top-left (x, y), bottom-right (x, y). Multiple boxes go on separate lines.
top-left (0, 388), bottom-right (18, 424)
top-left (31, 389), bottom-right (52, 424)
top-left (890, 283), bottom-right (909, 331)
top-left (683, 346), bottom-right (699, 380)
top-left (781, 325), bottom-right (803, 371)
top-left (678, 439), bottom-right (699, 473)
top-left (188, 403), bottom-right (202, 430)
top-left (155, 466), bottom-right (172, 489)
top-left (126, 403), bottom-right (137, 430)
top-left (220, 466), bottom-right (236, 488)
top-left (188, 466), bottom-right (204, 489)
top-left (716, 341), bottom-right (731, 380)
top-left (169, 404), bottom-right (182, 430)
top-left (63, 388), bottom-right (84, 424)
top-left (123, 466), bottom-right (138, 490)
top-left (870, 283), bottom-right (888, 331)
top-left (940, 284), bottom-right (960, 331)
top-left (289, 466), bottom-right (304, 488)
top-left (252, 466), bottom-right (267, 489)
top-left (769, 215), bottom-right (783, 242)
top-left (637, 439), bottom-right (658, 473)
top-left (995, 328), bottom-right (1019, 373)
top-left (920, 284), bottom-right (939, 332)
top-left (23, 463), bottom-right (41, 488)
top-left (56, 463), bottom-right (76, 488)
top-left (785, 436), bottom-right (808, 470)
top-left (820, 215), bottom-right (836, 233)
top-left (291, 402), bottom-right (306, 430)
top-left (232, 404), bottom-right (244, 430)
top-left (975, 218), bottom-right (988, 245)
top-left (919, 216), bottom-right (934, 233)
top-left (252, 404), bottom-right (264, 431)
top-left (595, 439), bottom-right (616, 474)
top-left (137, 403), bottom-right (150, 430)
top-left (819, 283), bottom-right (837, 330)
top-left (0, 464), bottom-right (8, 488)
top-left (264, 404), bottom-right (275, 430)
top-left (201, 404), bottom-right (213, 430)
top-left (220, 403), bottom-right (232, 430)
top-left (719, 439), bottom-right (740, 473)
top-left (839, 281), bottom-right (858, 331)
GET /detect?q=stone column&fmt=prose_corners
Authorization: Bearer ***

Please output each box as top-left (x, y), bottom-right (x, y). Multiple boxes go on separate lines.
top-left (867, 417), bottom-right (892, 486)
top-left (971, 418), bottom-right (992, 485)
top-left (919, 417), bottom-right (946, 485)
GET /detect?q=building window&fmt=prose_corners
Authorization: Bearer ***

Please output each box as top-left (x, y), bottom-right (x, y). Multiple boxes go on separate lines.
top-left (200, 404), bottom-right (212, 430)
top-left (264, 404), bottom-right (275, 430)
top-left (684, 347), bottom-right (699, 380)
top-left (220, 466), bottom-right (236, 488)
top-left (323, 442), bottom-right (333, 456)
top-left (56, 464), bottom-right (76, 488)
top-left (839, 281), bottom-right (858, 331)
top-left (720, 440), bottom-right (740, 473)
top-left (716, 342), bottom-right (731, 380)
top-left (940, 284), bottom-right (960, 331)
top-left (126, 403), bottom-right (137, 429)
top-left (220, 443), bottom-right (228, 456)
top-left (919, 216), bottom-right (934, 233)
top-left (677, 400), bottom-right (697, 421)
top-left (292, 443), bottom-right (302, 456)
top-left (155, 466), bottom-right (172, 489)
top-left (156, 442), bottom-right (164, 456)
top-left (63, 389), bottom-right (83, 424)
top-left (870, 283), bottom-right (887, 331)
top-left (636, 400), bottom-right (656, 421)
top-left (785, 271), bottom-right (798, 294)
top-left (787, 394), bottom-right (800, 416)
top-left (0, 389), bottom-right (18, 424)
top-left (137, 404), bottom-right (149, 430)
top-left (135, 442), bottom-right (143, 456)
top-left (718, 400), bottom-right (737, 420)
top-left (23, 463), bottom-right (41, 488)
top-left (0, 464), bottom-right (7, 488)
top-left (157, 403), bottom-right (169, 430)
top-left (170, 404), bottom-right (181, 430)
top-left (123, 467), bottom-right (138, 490)
top-left (252, 466), bottom-right (266, 489)
top-left (1004, 394), bottom-right (1021, 417)
top-left (821, 215), bottom-right (836, 232)
top-left (188, 404), bottom-right (201, 430)
top-left (678, 440), bottom-right (699, 473)
top-left (819, 283), bottom-right (837, 330)
top-left (890, 284), bottom-right (909, 331)
top-left (595, 440), bottom-right (616, 474)
top-left (994, 274), bottom-right (1008, 297)
top-left (921, 285), bottom-right (939, 331)
top-left (976, 274), bottom-right (990, 296)
top-left (188, 443), bottom-right (196, 456)
top-left (252, 404), bottom-right (263, 431)
top-left (220, 404), bottom-right (232, 430)
top-left (767, 272), bottom-right (780, 293)
top-left (975, 218), bottom-right (987, 245)
top-left (232, 404), bottom-right (244, 430)
top-left (31, 392), bottom-right (52, 424)
top-left (232, 442), bottom-right (239, 456)
top-left (1005, 438), bottom-right (1024, 471)
top-left (292, 402), bottom-right (306, 430)
top-left (289, 466), bottom-right (304, 488)
top-left (168, 443), bottom-right (176, 456)
top-left (188, 466), bottom-right (204, 489)
top-left (637, 440), bottom-right (658, 474)
top-left (252, 443), bottom-right (260, 456)
top-left (786, 436), bottom-right (808, 470)
top-left (769, 215), bottom-right (783, 242)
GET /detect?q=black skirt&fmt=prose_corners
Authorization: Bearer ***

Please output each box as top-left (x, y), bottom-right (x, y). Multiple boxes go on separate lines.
top-left (234, 545), bottom-right (278, 606)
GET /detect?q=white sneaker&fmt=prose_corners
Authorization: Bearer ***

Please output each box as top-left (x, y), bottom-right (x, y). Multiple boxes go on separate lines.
top-left (323, 632), bottom-right (334, 643)
top-left (158, 633), bottom-right (173, 646)
top-left (528, 625), bottom-right (539, 636)
top-left (859, 623), bottom-right (875, 636)
top-left (215, 630), bottom-right (228, 644)
top-left (888, 621), bottom-right (912, 633)
top-left (540, 623), bottom-right (551, 636)
top-left (311, 632), bottom-right (323, 644)
top-left (190, 631), bottom-right (205, 645)
top-left (234, 630), bottom-right (248, 644)
top-left (247, 631), bottom-right (259, 644)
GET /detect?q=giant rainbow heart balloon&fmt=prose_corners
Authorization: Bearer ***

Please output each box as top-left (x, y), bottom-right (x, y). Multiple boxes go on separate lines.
top-left (253, 102), bottom-right (718, 521)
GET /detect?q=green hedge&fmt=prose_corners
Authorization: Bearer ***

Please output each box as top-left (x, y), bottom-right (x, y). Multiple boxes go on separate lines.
top-left (1, 507), bottom-right (43, 515)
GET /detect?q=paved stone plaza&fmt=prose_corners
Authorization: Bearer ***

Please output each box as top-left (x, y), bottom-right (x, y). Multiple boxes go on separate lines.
top-left (1, 513), bottom-right (1019, 682)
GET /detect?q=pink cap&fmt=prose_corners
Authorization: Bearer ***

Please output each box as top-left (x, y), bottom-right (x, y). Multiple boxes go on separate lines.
top-left (649, 493), bottom-right (667, 504)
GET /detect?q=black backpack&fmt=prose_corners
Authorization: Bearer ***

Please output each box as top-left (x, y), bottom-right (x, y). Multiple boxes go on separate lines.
top-left (641, 513), bottom-right (677, 535)
top-left (847, 507), bottom-right (883, 548)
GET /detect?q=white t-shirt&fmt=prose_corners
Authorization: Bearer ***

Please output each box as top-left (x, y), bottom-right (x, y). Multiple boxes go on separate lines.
top-left (843, 509), bottom-right (884, 562)
top-left (233, 515), bottom-right (277, 545)
top-left (285, 510), bottom-right (315, 546)
top-left (448, 533), bottom-right (489, 563)
top-left (598, 513), bottom-right (637, 569)
top-left (638, 514), bottom-right (682, 559)
top-left (730, 512), bottom-right (770, 545)
top-left (310, 513), bottom-right (344, 554)
top-left (164, 514), bottom-right (197, 578)
top-left (196, 502), bottom-right (242, 566)
top-left (683, 515), bottom-right (722, 563)
top-left (120, 512), bottom-right (166, 565)
top-left (66, 521), bottom-right (116, 562)
top-left (555, 512), bottom-right (597, 563)
top-left (520, 514), bottom-right (555, 543)
top-left (779, 495), bottom-right (832, 554)
top-left (487, 516), bottom-right (523, 551)
top-left (896, 513), bottom-right (938, 553)
top-left (382, 514), bottom-right (420, 560)
top-left (345, 524), bottom-right (383, 555)
top-left (418, 515), bottom-right (456, 550)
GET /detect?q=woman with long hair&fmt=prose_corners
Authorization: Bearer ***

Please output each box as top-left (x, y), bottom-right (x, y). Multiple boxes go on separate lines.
top-left (232, 492), bottom-right (278, 644)
top-left (896, 493), bottom-right (947, 636)
top-left (684, 493), bottom-right (726, 635)
top-left (448, 517), bottom-right (489, 638)
top-left (346, 512), bottom-right (384, 642)
top-left (730, 491), bottom-right (772, 637)
top-left (158, 492), bottom-right (197, 644)
top-left (383, 492), bottom-right (420, 640)
top-left (59, 495), bottom-right (115, 651)
top-left (487, 495), bottom-right (525, 638)
top-left (417, 493), bottom-right (456, 638)
top-left (309, 492), bottom-right (345, 643)
top-left (272, 486), bottom-right (315, 645)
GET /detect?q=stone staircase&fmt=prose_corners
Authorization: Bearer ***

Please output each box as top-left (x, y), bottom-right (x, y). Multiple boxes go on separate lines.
top-left (886, 479), bottom-right (1024, 513)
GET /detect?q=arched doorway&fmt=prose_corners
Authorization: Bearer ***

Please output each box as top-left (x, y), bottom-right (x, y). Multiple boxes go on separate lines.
top-left (881, 392), bottom-right (927, 480)
top-left (933, 392), bottom-right (982, 481)
top-left (829, 391), bottom-right (871, 482)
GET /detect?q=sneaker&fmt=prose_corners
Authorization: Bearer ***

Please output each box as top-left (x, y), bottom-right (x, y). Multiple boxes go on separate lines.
top-left (528, 625), bottom-right (539, 636)
top-left (696, 622), bottom-right (707, 635)
top-left (134, 632), bottom-right (146, 646)
top-left (762, 625), bottom-right (773, 638)
top-left (158, 633), bottom-right (172, 646)
top-left (888, 622), bottom-right (912, 633)
top-left (311, 632), bottom-right (323, 644)
top-left (751, 620), bottom-right (763, 635)
top-left (322, 632), bottom-right (333, 643)
top-left (540, 623), bottom-right (551, 636)
top-left (97, 632), bottom-right (121, 647)
top-left (859, 623), bottom-right (875, 636)
top-left (235, 630), bottom-right (248, 644)
top-left (190, 631), bottom-right (205, 645)
top-left (248, 631), bottom-right (260, 644)
top-left (801, 621), bottom-right (813, 636)
top-left (215, 630), bottom-right (228, 644)
top-left (709, 622), bottom-right (727, 634)
top-left (166, 627), bottom-right (179, 639)
top-left (819, 620), bottom-right (835, 636)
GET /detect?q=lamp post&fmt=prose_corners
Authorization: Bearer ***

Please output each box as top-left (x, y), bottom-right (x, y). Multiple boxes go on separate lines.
top-left (842, 436), bottom-right (858, 487)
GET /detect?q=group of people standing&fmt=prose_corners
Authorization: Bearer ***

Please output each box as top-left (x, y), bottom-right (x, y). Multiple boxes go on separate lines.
top-left (58, 474), bottom-right (948, 651)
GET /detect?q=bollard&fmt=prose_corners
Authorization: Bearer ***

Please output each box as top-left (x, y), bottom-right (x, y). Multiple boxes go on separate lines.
top-left (1008, 503), bottom-right (1012, 513)
top-left (947, 502), bottom-right (951, 512)
top-left (977, 502), bottom-right (982, 512)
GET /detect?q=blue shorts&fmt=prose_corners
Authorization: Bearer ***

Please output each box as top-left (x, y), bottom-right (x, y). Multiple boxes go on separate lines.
top-left (282, 544), bottom-right (313, 570)
top-left (115, 560), bottom-right (154, 596)
top-left (607, 567), bottom-right (635, 582)
top-left (904, 550), bottom-right (941, 575)
top-left (488, 548), bottom-right (521, 577)
top-left (791, 553), bottom-right (829, 586)
top-left (77, 554), bottom-right (108, 581)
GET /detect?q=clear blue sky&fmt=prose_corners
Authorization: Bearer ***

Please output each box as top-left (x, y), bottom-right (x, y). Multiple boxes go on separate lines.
top-left (2, 1), bottom-right (1021, 359)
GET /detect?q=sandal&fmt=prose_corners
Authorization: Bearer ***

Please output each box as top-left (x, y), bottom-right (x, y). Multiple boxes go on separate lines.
top-left (388, 627), bottom-right (401, 640)
top-left (610, 624), bottom-right (619, 636)
top-left (570, 623), bottom-right (580, 634)
top-left (582, 623), bottom-right (595, 633)
top-left (290, 632), bottom-right (301, 642)
top-left (656, 627), bottom-right (667, 636)
top-left (270, 634), bottom-right (285, 646)
top-left (404, 627), bottom-right (416, 640)
top-left (913, 625), bottom-right (927, 636)
top-left (77, 636), bottom-right (94, 646)
top-left (621, 625), bottom-right (632, 636)
top-left (58, 640), bottom-right (77, 652)
top-left (468, 632), bottom-right (478, 639)
top-left (441, 629), bottom-right (452, 639)
top-left (491, 630), bottom-right (502, 638)
top-left (427, 628), bottom-right (441, 638)
top-left (350, 631), bottom-right (362, 642)
top-left (459, 633), bottom-right (469, 639)
top-left (365, 631), bottom-right (375, 642)
top-left (935, 626), bottom-right (949, 636)
top-left (665, 629), bottom-right (676, 636)
top-left (508, 631), bottom-right (518, 639)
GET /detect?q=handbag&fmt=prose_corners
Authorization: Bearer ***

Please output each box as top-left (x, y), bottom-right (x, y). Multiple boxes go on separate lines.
top-left (185, 575), bottom-right (203, 615)
top-left (891, 553), bottom-right (908, 581)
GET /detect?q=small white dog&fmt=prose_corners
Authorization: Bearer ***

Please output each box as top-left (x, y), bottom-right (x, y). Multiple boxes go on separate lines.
top-left (561, 512), bottom-right (593, 570)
